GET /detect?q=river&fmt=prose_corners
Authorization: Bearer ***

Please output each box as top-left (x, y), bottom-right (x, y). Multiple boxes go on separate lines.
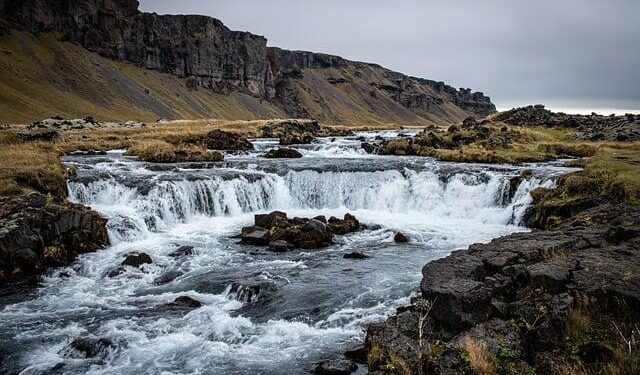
top-left (0, 131), bottom-right (575, 374)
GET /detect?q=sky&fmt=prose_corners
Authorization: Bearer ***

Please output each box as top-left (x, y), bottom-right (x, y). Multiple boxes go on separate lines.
top-left (139, 0), bottom-right (640, 112)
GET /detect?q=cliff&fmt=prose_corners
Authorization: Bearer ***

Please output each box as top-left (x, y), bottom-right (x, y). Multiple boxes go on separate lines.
top-left (0, 0), bottom-right (495, 124)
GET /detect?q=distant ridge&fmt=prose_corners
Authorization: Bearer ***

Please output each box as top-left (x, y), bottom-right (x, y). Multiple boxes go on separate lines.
top-left (0, 0), bottom-right (495, 124)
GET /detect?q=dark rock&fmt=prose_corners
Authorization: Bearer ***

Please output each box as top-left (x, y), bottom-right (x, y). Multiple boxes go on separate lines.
top-left (105, 266), bottom-right (126, 278)
top-left (313, 359), bottom-right (357, 375)
top-left (279, 133), bottom-right (314, 145)
top-left (239, 211), bottom-right (362, 250)
top-left (204, 130), bottom-right (253, 151)
top-left (263, 147), bottom-right (303, 159)
top-left (0, 193), bottom-right (109, 286)
top-left (169, 296), bottom-right (203, 309)
top-left (152, 269), bottom-right (183, 285)
top-left (227, 278), bottom-right (276, 304)
top-left (241, 226), bottom-right (271, 246)
top-left (394, 232), bottom-right (410, 243)
top-left (65, 337), bottom-right (114, 358)
top-left (343, 347), bottom-right (367, 364)
top-left (343, 252), bottom-right (369, 259)
top-left (169, 245), bottom-right (194, 257)
top-left (254, 211), bottom-right (287, 229)
top-left (268, 240), bottom-right (292, 252)
top-left (18, 129), bottom-right (59, 142)
top-left (121, 252), bottom-right (152, 267)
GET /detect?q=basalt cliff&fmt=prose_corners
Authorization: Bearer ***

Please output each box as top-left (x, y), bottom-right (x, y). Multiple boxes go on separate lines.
top-left (0, 0), bottom-right (495, 124)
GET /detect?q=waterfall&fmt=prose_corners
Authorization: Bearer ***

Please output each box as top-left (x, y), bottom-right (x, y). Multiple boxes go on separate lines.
top-left (68, 168), bottom-right (550, 242)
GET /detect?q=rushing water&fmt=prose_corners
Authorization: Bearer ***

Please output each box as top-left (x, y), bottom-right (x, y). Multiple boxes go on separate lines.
top-left (0, 132), bottom-right (576, 374)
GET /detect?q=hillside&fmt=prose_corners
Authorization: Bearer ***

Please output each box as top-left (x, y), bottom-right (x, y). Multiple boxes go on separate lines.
top-left (0, 0), bottom-right (495, 125)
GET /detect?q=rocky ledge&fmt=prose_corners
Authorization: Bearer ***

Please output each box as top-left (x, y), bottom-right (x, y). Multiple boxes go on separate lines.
top-left (240, 211), bottom-right (361, 250)
top-left (362, 203), bottom-right (640, 374)
top-left (0, 193), bottom-right (109, 286)
top-left (496, 105), bottom-right (640, 142)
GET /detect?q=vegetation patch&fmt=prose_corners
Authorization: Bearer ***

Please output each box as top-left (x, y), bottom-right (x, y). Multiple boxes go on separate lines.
top-left (124, 140), bottom-right (223, 163)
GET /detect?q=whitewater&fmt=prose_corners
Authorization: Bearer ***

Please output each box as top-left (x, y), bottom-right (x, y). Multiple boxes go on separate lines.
top-left (0, 132), bottom-right (576, 374)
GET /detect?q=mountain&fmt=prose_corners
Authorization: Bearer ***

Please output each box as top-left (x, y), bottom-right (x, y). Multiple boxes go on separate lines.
top-left (0, 0), bottom-right (495, 125)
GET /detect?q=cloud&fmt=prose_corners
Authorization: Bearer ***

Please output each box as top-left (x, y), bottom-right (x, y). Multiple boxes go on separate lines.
top-left (139, 0), bottom-right (640, 109)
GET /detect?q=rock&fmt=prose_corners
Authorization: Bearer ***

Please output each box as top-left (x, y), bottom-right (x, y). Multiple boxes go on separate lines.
top-left (313, 359), bottom-right (357, 375)
top-left (169, 245), bottom-right (194, 257)
top-left (343, 252), bottom-right (369, 259)
top-left (121, 252), bottom-right (152, 267)
top-left (263, 148), bottom-right (303, 158)
top-left (152, 269), bottom-right (184, 285)
top-left (227, 278), bottom-right (276, 304)
top-left (394, 232), bottom-right (410, 243)
top-left (204, 130), bottom-right (254, 151)
top-left (169, 296), bottom-right (203, 309)
top-left (343, 347), bottom-right (367, 364)
top-left (241, 226), bottom-right (271, 246)
top-left (65, 337), bottom-right (114, 358)
top-left (239, 211), bottom-right (362, 250)
top-left (364, 203), bottom-right (640, 374)
top-left (279, 133), bottom-right (314, 145)
top-left (496, 105), bottom-right (640, 142)
top-left (268, 240), bottom-right (292, 252)
top-left (0, 0), bottom-right (496, 124)
top-left (0, 193), bottom-right (109, 286)
top-left (105, 266), bottom-right (126, 278)
top-left (254, 211), bottom-right (287, 229)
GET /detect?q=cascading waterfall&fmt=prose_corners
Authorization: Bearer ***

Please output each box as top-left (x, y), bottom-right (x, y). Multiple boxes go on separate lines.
top-left (68, 168), bottom-right (550, 243)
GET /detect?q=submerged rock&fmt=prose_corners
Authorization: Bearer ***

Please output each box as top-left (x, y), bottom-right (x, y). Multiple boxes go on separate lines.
top-left (64, 337), bottom-right (115, 358)
top-left (169, 296), bottom-right (203, 309)
top-left (121, 252), bottom-right (152, 267)
top-left (343, 252), bottom-right (369, 260)
top-left (394, 232), bottom-right (410, 243)
top-left (153, 269), bottom-right (183, 285)
top-left (169, 245), bottom-right (194, 258)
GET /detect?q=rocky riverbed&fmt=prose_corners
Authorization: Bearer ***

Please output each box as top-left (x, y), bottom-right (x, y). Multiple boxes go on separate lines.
top-left (0, 131), bottom-right (577, 374)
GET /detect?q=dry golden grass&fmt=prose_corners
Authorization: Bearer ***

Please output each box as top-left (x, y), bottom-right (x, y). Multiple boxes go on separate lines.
top-left (460, 336), bottom-right (495, 375)
top-left (125, 140), bottom-right (222, 163)
top-left (0, 140), bottom-right (68, 199)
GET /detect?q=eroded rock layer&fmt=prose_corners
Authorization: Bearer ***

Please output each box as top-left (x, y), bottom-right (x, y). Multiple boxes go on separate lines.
top-left (0, 0), bottom-right (495, 124)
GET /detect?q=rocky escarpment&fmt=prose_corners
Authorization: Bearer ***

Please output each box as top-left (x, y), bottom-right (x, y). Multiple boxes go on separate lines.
top-left (496, 105), bottom-right (640, 141)
top-left (0, 193), bottom-right (109, 287)
top-left (363, 202), bottom-right (640, 374)
top-left (0, 0), bottom-right (495, 124)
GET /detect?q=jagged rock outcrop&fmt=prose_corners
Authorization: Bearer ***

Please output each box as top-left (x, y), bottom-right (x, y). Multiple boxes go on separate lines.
top-left (0, 193), bottom-right (109, 285)
top-left (0, 0), bottom-right (495, 124)
top-left (496, 105), bottom-right (640, 141)
top-left (363, 203), bottom-right (640, 374)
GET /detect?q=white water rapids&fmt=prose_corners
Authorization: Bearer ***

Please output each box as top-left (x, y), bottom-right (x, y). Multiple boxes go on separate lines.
top-left (0, 133), bottom-right (575, 374)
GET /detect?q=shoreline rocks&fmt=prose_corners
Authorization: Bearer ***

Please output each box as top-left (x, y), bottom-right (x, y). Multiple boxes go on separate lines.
top-left (239, 211), bottom-right (362, 250)
top-left (0, 193), bottom-right (109, 286)
top-left (363, 203), bottom-right (640, 374)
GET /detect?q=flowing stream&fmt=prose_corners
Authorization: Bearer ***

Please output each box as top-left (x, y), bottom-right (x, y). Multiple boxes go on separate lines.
top-left (0, 132), bottom-right (576, 374)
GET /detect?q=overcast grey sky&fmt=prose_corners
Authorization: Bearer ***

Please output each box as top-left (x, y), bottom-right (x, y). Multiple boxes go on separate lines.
top-left (139, 0), bottom-right (640, 111)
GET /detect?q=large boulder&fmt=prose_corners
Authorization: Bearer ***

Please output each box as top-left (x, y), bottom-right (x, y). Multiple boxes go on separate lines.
top-left (0, 193), bottom-right (109, 286)
top-left (238, 211), bottom-right (362, 250)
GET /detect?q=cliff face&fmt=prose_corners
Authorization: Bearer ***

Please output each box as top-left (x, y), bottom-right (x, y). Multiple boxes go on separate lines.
top-left (0, 0), bottom-right (496, 124)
